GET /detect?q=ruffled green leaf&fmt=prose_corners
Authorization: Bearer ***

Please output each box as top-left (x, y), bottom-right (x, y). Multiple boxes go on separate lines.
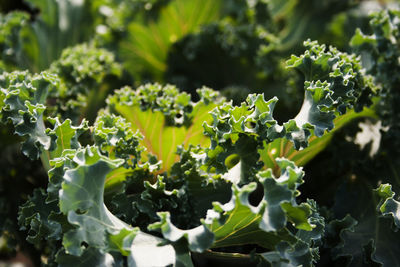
top-left (0, 71), bottom-right (59, 159)
top-left (293, 80), bottom-right (335, 138)
top-left (205, 182), bottom-right (295, 249)
top-left (287, 40), bottom-right (375, 110)
top-left (18, 188), bottom-right (63, 246)
top-left (56, 145), bottom-right (193, 265)
top-left (48, 43), bottom-right (122, 123)
top-left (323, 214), bottom-right (357, 256)
top-left (351, 9), bottom-right (400, 129)
top-left (58, 146), bottom-right (132, 256)
top-left (287, 40), bottom-right (375, 144)
top-left (260, 106), bottom-right (375, 172)
top-left (148, 211), bottom-right (214, 266)
top-left (169, 145), bottom-right (232, 222)
top-left (205, 159), bottom-right (315, 251)
top-left (94, 111), bottom-right (143, 165)
top-left (203, 94), bottom-right (280, 180)
top-left (258, 39), bottom-right (377, 171)
top-left (136, 175), bottom-right (181, 223)
top-left (326, 177), bottom-right (400, 266)
top-left (47, 118), bottom-right (89, 159)
top-left (374, 184), bottom-right (400, 229)
top-left (149, 212), bottom-right (214, 252)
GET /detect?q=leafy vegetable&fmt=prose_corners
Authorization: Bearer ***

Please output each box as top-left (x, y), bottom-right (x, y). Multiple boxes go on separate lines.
top-left (1, 1), bottom-right (400, 266)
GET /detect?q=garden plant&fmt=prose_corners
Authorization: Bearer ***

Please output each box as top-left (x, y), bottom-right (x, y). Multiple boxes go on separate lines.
top-left (1, 0), bottom-right (400, 266)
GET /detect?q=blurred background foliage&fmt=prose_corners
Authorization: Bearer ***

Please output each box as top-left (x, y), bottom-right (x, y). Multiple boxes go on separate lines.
top-left (1, 0), bottom-right (395, 120)
top-left (1, 0), bottom-right (400, 265)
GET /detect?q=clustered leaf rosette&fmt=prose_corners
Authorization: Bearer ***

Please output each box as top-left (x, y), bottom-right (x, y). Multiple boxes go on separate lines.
top-left (0, 36), bottom-right (383, 266)
top-left (203, 40), bottom-right (376, 181)
top-left (259, 39), bottom-right (377, 172)
top-left (286, 40), bottom-right (375, 144)
top-left (3, 1), bottom-right (400, 266)
top-left (100, 40), bottom-right (375, 266)
top-left (105, 83), bottom-right (224, 172)
top-left (47, 43), bottom-right (123, 123)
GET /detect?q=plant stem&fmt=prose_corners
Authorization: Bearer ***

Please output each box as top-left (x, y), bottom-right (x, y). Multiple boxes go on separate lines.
top-left (40, 150), bottom-right (51, 173)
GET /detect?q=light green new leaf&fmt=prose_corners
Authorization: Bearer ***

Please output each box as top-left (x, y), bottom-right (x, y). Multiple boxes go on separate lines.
top-left (106, 84), bottom-right (223, 172)
top-left (47, 118), bottom-right (88, 159)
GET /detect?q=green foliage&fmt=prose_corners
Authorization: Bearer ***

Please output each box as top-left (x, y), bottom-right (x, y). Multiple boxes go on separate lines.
top-left (106, 84), bottom-right (223, 172)
top-left (0, 0), bottom-right (95, 72)
top-left (375, 184), bottom-right (400, 229)
top-left (0, 71), bottom-right (59, 159)
top-left (48, 43), bottom-right (123, 123)
top-left (118, 0), bottom-right (223, 81)
top-left (0, 12), bottom-right (31, 71)
top-left (2, 1), bottom-right (400, 266)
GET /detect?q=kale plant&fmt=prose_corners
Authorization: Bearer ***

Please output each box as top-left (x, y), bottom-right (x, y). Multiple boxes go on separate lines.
top-left (1, 1), bottom-right (400, 266)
